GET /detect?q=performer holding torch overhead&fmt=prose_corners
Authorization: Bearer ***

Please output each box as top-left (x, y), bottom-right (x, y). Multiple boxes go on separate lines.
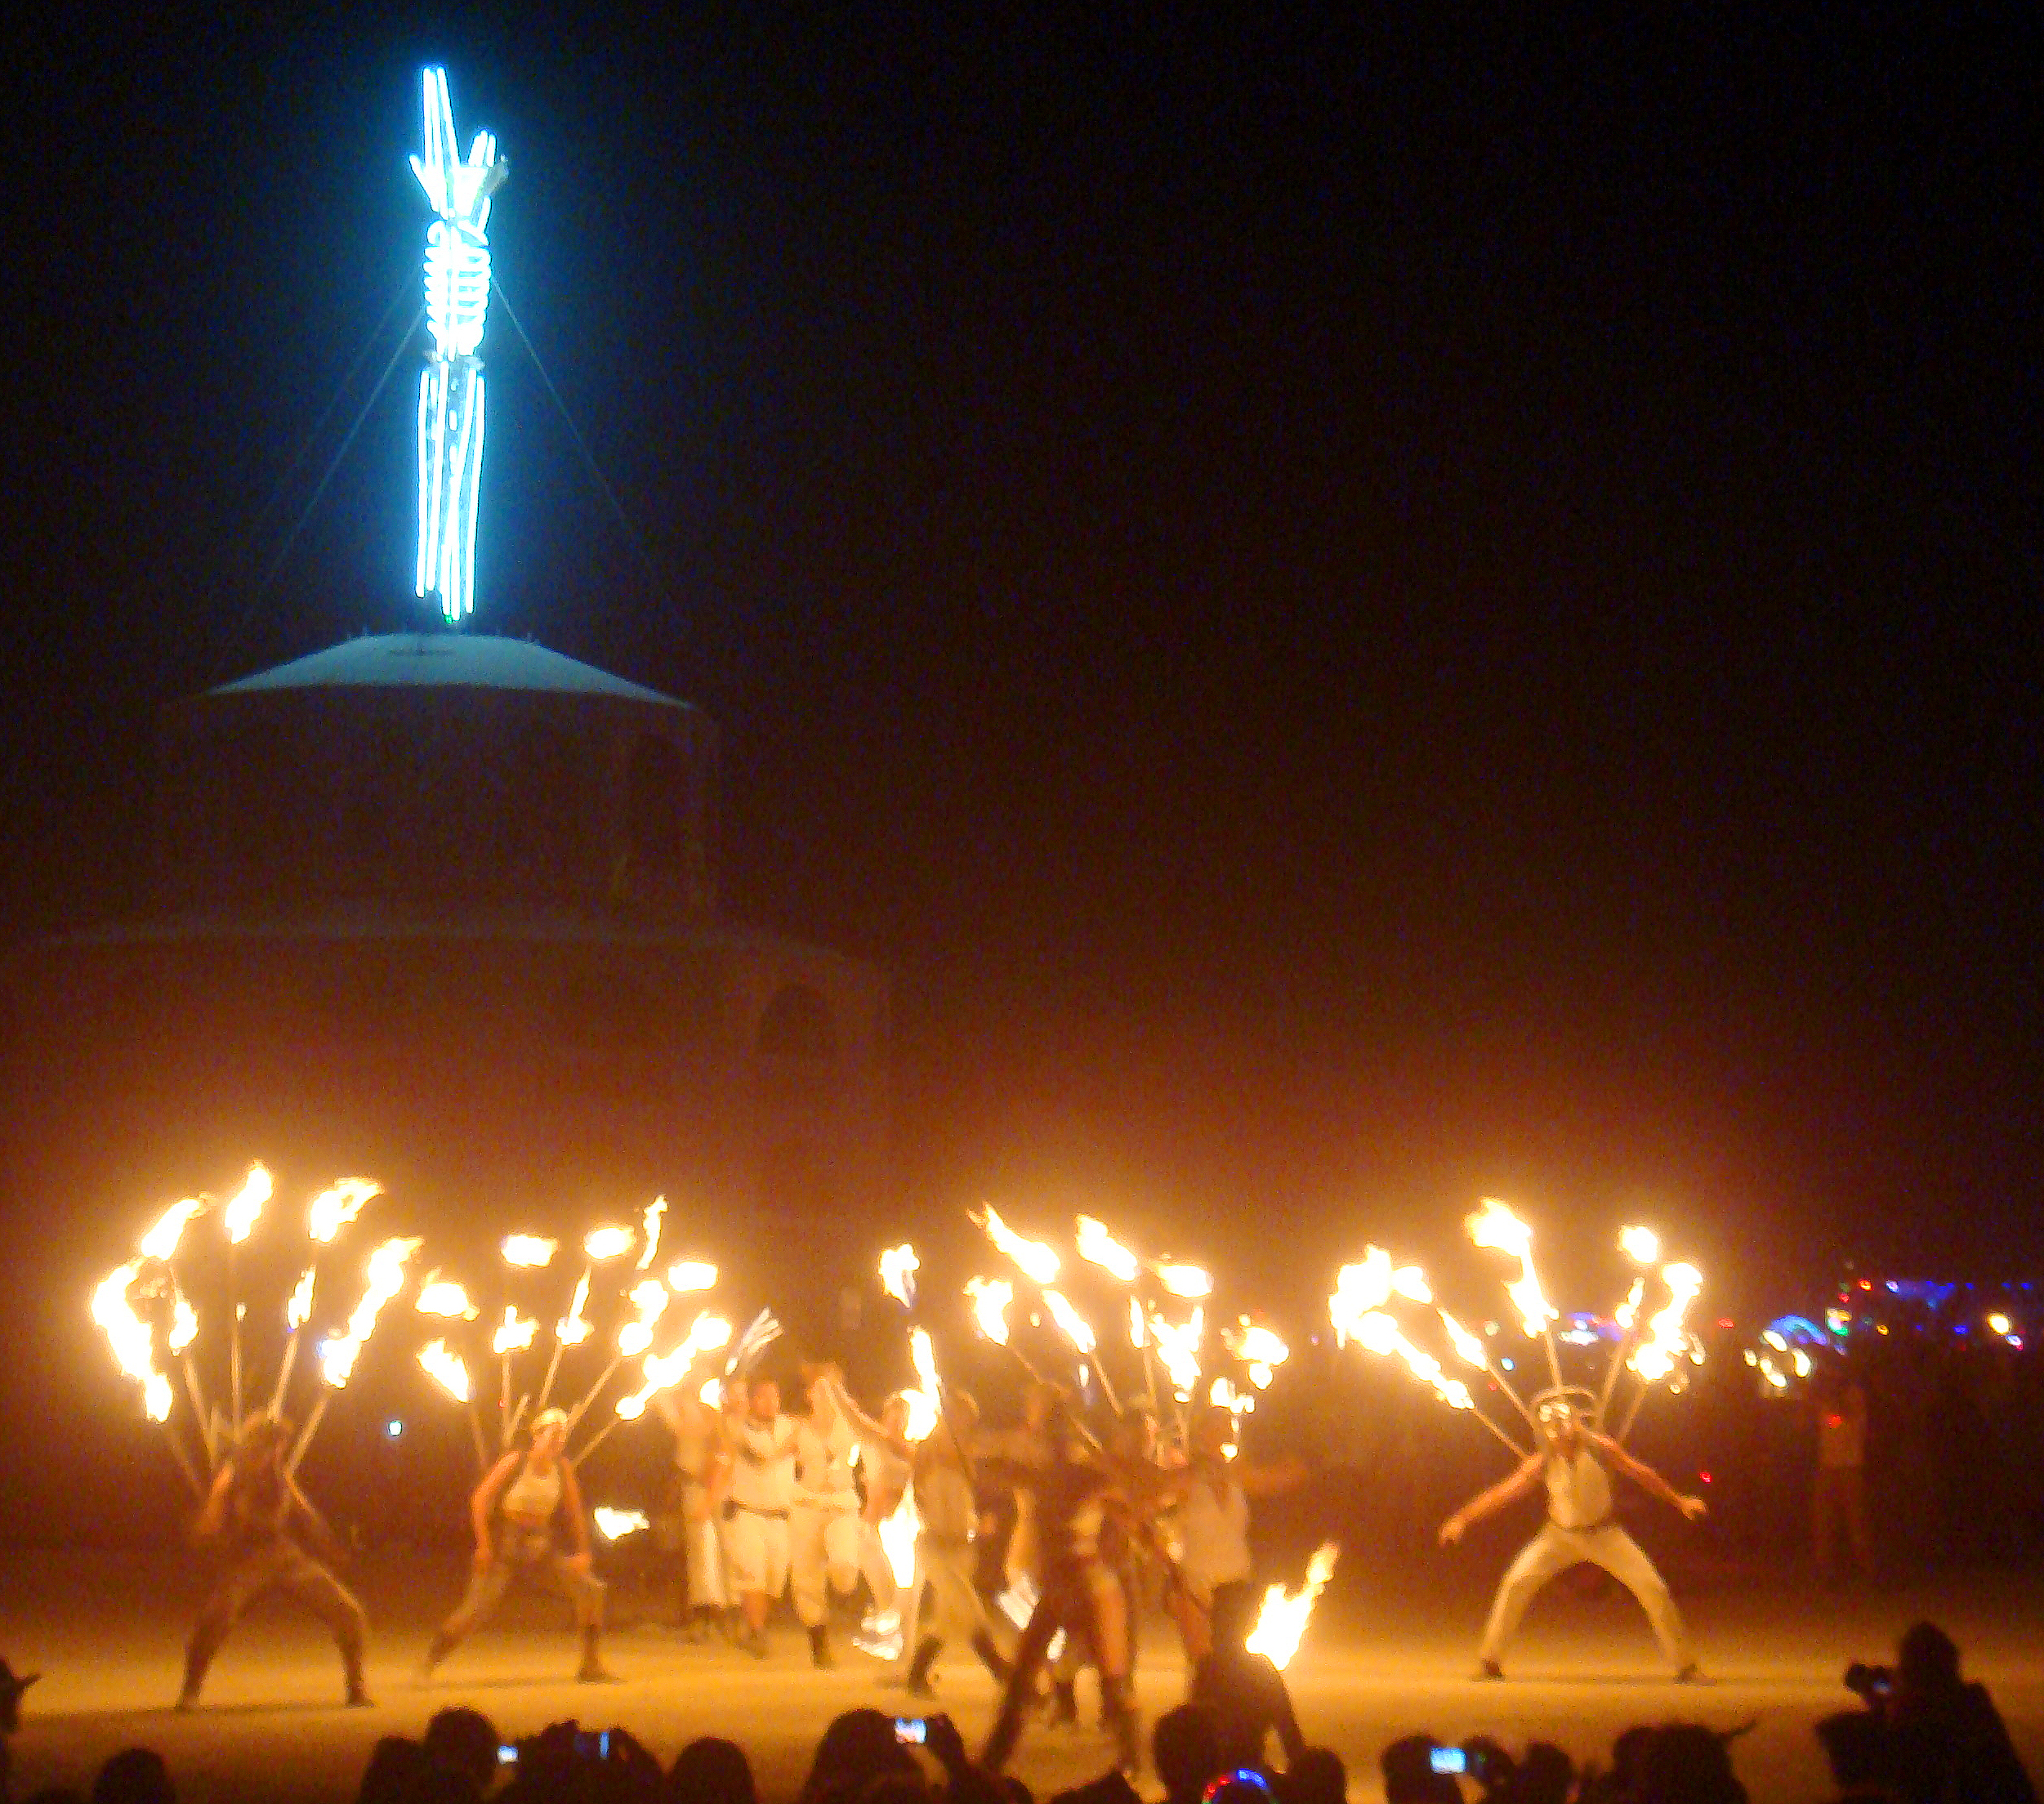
top-left (419, 1406), bottom-right (614, 1683)
top-left (1438, 1388), bottom-right (1704, 1681)
top-left (179, 1413), bottom-right (369, 1710)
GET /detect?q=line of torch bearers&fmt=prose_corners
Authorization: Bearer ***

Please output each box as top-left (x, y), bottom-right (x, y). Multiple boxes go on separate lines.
top-left (95, 1169), bottom-right (1705, 1673)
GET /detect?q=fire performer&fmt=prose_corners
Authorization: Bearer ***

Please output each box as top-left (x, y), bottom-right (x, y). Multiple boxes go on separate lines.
top-left (179, 1413), bottom-right (369, 1710)
top-left (846, 1386), bottom-right (1012, 1697)
top-left (1165, 1404), bottom-right (1308, 1666)
top-left (789, 1364), bottom-right (864, 1666)
top-left (823, 1380), bottom-right (916, 1650)
top-left (726, 1374), bottom-right (800, 1659)
top-left (419, 1407), bottom-right (614, 1683)
top-left (981, 1393), bottom-right (1157, 1776)
top-left (653, 1383), bottom-right (729, 1638)
top-left (1438, 1389), bottom-right (1704, 1681)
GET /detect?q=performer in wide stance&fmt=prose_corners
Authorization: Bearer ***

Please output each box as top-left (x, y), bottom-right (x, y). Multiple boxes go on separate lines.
top-left (420, 1407), bottom-right (614, 1682)
top-left (982, 1395), bottom-right (1160, 1776)
top-left (180, 1413), bottom-right (369, 1709)
top-left (1438, 1389), bottom-right (1704, 1680)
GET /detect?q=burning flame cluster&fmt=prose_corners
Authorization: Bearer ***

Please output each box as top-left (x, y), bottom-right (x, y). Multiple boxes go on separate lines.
top-left (1328, 1202), bottom-right (1707, 1450)
top-left (92, 1168), bottom-right (734, 1479)
top-left (962, 1208), bottom-right (1235, 1411)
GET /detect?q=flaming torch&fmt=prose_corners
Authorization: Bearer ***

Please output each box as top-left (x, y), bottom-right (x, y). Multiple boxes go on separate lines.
top-left (972, 1205), bottom-right (1060, 1285)
top-left (1595, 1226), bottom-right (1661, 1426)
top-left (91, 1261), bottom-right (203, 1496)
top-left (221, 1163), bottom-right (274, 1427)
top-left (667, 1261), bottom-right (717, 1294)
top-left (132, 1194), bottom-right (213, 1457)
top-left (636, 1196), bottom-right (666, 1270)
top-left (879, 1244), bottom-right (920, 1310)
top-left (271, 1177), bottom-right (382, 1417)
top-left (418, 1336), bottom-right (489, 1470)
top-left (563, 1230), bottom-right (669, 1431)
top-left (1330, 1253), bottom-right (1529, 1457)
top-left (966, 1276), bottom-right (1015, 1345)
top-left (578, 1311), bottom-right (733, 1460)
top-left (1154, 1261), bottom-right (1213, 1300)
top-left (1245, 1542), bottom-right (1340, 1670)
top-left (533, 1270), bottom-right (593, 1417)
top-left (1466, 1198), bottom-right (1563, 1391)
top-left (1076, 1216), bottom-right (1140, 1284)
top-left (294, 1235), bottom-right (422, 1472)
top-left (1617, 1261), bottom-right (1703, 1440)
top-left (493, 1303), bottom-right (539, 1445)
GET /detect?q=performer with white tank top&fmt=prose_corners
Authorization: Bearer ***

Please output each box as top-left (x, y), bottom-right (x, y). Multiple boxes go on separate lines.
top-left (1163, 1405), bottom-right (1309, 1665)
top-left (420, 1407), bottom-right (614, 1683)
top-left (1438, 1388), bottom-right (1704, 1680)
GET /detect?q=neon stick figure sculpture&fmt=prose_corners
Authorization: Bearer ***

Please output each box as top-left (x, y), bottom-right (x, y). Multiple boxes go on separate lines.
top-left (411, 68), bottom-right (507, 624)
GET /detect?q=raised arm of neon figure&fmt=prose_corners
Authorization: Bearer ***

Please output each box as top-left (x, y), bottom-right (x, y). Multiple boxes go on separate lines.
top-left (411, 68), bottom-right (507, 623)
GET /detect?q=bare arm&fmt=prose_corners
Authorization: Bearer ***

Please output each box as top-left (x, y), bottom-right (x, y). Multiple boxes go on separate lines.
top-left (1238, 1456), bottom-right (1310, 1498)
top-left (1591, 1433), bottom-right (1706, 1520)
top-left (288, 1475), bottom-right (347, 1564)
top-left (831, 1380), bottom-right (913, 1460)
top-left (1439, 1453), bottom-right (1544, 1543)
top-left (471, 1453), bottom-right (520, 1548)
top-left (1270, 1668), bottom-right (1307, 1764)
top-left (192, 1462), bottom-right (235, 1542)
top-left (558, 1458), bottom-right (594, 1561)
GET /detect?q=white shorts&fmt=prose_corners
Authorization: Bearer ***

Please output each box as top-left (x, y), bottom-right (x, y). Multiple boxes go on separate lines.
top-left (724, 1508), bottom-right (790, 1597)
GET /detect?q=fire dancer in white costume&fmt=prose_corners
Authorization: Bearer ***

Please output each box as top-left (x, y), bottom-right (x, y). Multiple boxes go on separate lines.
top-left (1165, 1404), bottom-right (1308, 1666)
top-left (726, 1376), bottom-right (799, 1659)
top-left (789, 1364), bottom-right (864, 1666)
top-left (846, 1386), bottom-right (1013, 1696)
top-left (1439, 1389), bottom-right (1704, 1680)
top-left (827, 1382), bottom-right (914, 1650)
top-left (654, 1384), bottom-right (729, 1637)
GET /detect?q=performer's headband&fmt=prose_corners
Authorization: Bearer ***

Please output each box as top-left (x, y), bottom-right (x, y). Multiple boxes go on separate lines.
top-left (1532, 1386), bottom-right (1599, 1426)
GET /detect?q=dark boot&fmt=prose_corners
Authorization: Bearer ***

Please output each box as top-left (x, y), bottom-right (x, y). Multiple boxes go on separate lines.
top-left (970, 1628), bottom-right (1012, 1685)
top-left (809, 1623), bottom-right (834, 1668)
top-left (577, 1627), bottom-right (618, 1682)
top-left (1102, 1678), bottom-right (1140, 1775)
top-left (905, 1636), bottom-right (941, 1698)
top-left (341, 1640), bottom-right (371, 1707)
top-left (176, 1645), bottom-right (210, 1711)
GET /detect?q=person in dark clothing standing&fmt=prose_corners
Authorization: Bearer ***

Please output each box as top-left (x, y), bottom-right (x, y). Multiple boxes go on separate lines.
top-left (1189, 1581), bottom-right (1305, 1773)
top-left (179, 1413), bottom-right (368, 1708)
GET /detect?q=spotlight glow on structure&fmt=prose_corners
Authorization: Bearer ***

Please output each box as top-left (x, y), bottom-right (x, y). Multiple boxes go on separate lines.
top-left (411, 67), bottom-right (506, 623)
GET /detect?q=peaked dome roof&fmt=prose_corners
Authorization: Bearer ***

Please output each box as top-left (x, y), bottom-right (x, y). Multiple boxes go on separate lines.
top-left (212, 633), bottom-right (686, 708)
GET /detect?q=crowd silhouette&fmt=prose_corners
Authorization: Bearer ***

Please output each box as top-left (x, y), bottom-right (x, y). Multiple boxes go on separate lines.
top-left (1, 1618), bottom-right (2034, 1804)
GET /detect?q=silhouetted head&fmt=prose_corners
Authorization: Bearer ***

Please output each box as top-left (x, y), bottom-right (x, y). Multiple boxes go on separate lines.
top-left (668, 1737), bottom-right (755, 1804)
top-left (799, 1710), bottom-right (917, 1804)
top-left (1208, 1580), bottom-right (1262, 1650)
top-left (1152, 1704), bottom-right (1223, 1804)
top-left (1897, 1621), bottom-right (1961, 1702)
top-left (91, 1748), bottom-right (175, 1804)
top-left (1279, 1748), bottom-right (1345, 1804)
top-left (422, 1708), bottom-right (500, 1790)
top-left (1636, 1724), bottom-right (1747, 1804)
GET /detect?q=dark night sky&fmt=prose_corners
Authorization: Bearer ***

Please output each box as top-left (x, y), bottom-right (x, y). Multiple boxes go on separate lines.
top-left (3, 6), bottom-right (2040, 1307)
